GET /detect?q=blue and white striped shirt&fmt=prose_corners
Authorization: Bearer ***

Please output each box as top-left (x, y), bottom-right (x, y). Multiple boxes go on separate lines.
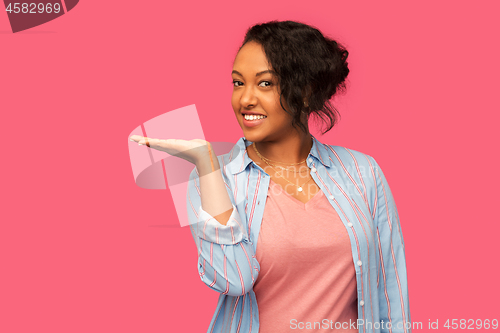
top-left (186, 135), bottom-right (411, 333)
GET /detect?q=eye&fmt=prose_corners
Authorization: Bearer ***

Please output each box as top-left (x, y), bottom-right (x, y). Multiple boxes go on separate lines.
top-left (231, 80), bottom-right (273, 88)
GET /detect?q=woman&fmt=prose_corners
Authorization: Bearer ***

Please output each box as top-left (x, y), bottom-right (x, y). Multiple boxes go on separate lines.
top-left (130, 20), bottom-right (411, 333)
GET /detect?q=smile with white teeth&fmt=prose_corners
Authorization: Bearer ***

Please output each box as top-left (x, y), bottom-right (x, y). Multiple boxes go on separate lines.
top-left (244, 114), bottom-right (267, 121)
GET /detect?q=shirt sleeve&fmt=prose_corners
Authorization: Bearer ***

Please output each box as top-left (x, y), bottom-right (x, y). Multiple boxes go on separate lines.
top-left (186, 162), bottom-right (260, 296)
top-left (371, 156), bottom-right (412, 333)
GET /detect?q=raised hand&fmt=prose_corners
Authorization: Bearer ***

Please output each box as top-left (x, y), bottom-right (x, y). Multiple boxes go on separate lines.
top-left (129, 135), bottom-right (213, 165)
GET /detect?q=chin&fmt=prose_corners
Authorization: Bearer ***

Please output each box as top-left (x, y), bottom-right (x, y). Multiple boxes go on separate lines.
top-left (242, 132), bottom-right (261, 142)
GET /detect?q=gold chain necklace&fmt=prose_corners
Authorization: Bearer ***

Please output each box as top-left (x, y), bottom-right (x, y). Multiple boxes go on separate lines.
top-left (261, 159), bottom-right (310, 173)
top-left (253, 143), bottom-right (312, 192)
top-left (252, 142), bottom-right (308, 166)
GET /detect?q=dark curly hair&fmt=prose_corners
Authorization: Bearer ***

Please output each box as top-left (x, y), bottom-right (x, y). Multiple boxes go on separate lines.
top-left (238, 20), bottom-right (349, 134)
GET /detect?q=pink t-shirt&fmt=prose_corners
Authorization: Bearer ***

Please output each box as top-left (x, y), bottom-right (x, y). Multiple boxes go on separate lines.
top-left (253, 180), bottom-right (358, 333)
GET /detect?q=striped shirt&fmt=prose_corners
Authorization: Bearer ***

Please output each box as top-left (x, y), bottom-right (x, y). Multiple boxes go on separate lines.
top-left (186, 135), bottom-right (411, 333)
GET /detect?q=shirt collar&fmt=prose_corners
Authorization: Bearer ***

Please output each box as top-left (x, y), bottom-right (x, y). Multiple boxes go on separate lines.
top-left (226, 135), bottom-right (333, 175)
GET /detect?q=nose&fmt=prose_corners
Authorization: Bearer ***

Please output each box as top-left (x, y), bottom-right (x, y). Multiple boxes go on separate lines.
top-left (238, 85), bottom-right (258, 108)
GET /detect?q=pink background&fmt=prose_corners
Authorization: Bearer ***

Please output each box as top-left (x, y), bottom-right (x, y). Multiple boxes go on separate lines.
top-left (1, 1), bottom-right (499, 332)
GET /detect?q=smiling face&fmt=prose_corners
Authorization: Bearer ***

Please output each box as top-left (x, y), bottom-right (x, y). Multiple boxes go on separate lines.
top-left (231, 41), bottom-right (299, 143)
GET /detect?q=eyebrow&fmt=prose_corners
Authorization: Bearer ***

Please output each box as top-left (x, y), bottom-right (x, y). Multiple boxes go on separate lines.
top-left (232, 70), bottom-right (276, 77)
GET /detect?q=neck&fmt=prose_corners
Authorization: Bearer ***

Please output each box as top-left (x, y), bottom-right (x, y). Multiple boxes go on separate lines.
top-left (252, 131), bottom-right (313, 164)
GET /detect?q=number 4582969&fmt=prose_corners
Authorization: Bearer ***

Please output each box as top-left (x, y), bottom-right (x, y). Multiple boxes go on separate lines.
top-left (5, 3), bottom-right (62, 14)
top-left (444, 319), bottom-right (498, 329)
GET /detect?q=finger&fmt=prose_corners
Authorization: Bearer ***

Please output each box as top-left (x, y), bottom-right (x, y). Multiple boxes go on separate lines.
top-left (137, 137), bottom-right (155, 147)
top-left (153, 139), bottom-right (191, 155)
top-left (129, 135), bottom-right (143, 142)
top-left (138, 137), bottom-right (173, 150)
top-left (153, 138), bottom-right (177, 147)
top-left (153, 138), bottom-right (171, 147)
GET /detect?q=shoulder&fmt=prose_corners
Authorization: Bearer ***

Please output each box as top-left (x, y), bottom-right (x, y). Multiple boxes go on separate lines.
top-left (319, 143), bottom-right (381, 194)
top-left (322, 143), bottom-right (376, 170)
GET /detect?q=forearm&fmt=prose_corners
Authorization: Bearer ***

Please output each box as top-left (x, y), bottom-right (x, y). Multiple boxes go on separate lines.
top-left (195, 146), bottom-right (234, 226)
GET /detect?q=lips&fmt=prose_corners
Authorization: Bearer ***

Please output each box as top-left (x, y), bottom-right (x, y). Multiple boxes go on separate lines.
top-left (5, 0), bottom-right (79, 33)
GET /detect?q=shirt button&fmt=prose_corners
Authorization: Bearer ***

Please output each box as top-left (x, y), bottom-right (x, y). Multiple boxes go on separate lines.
top-left (360, 300), bottom-right (365, 306)
top-left (357, 260), bottom-right (362, 266)
top-left (347, 222), bottom-right (353, 227)
top-left (311, 167), bottom-right (316, 173)
top-left (308, 158), bottom-right (313, 163)
top-left (329, 195), bottom-right (334, 200)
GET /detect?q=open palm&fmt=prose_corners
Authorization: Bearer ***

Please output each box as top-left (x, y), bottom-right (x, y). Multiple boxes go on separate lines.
top-left (129, 135), bottom-right (212, 165)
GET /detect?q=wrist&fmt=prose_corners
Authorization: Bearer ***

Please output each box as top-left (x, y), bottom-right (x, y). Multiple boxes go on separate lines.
top-left (195, 151), bottom-right (220, 175)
